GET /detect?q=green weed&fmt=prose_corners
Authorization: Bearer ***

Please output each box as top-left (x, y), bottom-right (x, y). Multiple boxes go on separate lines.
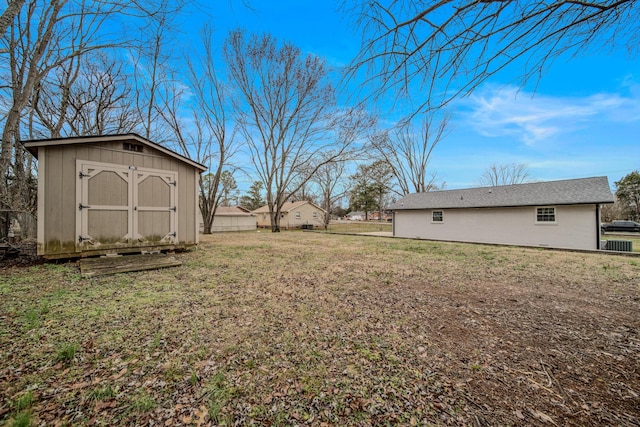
top-left (89, 384), bottom-right (116, 401)
top-left (21, 307), bottom-right (41, 330)
top-left (54, 343), bottom-right (78, 364)
top-left (207, 371), bottom-right (233, 424)
top-left (14, 391), bottom-right (34, 412)
top-left (163, 362), bottom-right (184, 382)
top-left (189, 371), bottom-right (199, 386)
top-left (129, 391), bottom-right (155, 412)
top-left (470, 363), bottom-right (483, 372)
top-left (10, 411), bottom-right (32, 427)
top-left (45, 263), bottom-right (72, 273)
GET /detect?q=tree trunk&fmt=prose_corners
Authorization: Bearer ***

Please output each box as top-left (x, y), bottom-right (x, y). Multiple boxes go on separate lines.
top-left (0, 0), bottom-right (25, 37)
top-left (270, 208), bottom-right (281, 232)
top-left (0, 107), bottom-right (23, 188)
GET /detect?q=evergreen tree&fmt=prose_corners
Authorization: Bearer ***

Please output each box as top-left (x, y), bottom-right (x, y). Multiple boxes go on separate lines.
top-left (240, 181), bottom-right (265, 211)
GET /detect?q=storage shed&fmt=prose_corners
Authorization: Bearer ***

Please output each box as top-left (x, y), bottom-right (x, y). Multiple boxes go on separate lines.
top-left (198, 206), bottom-right (257, 233)
top-left (23, 134), bottom-right (206, 259)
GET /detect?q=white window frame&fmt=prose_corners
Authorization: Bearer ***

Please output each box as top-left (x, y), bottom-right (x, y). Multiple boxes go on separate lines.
top-left (535, 206), bottom-right (557, 224)
top-left (312, 211), bottom-right (317, 219)
top-left (431, 210), bottom-right (444, 223)
top-left (295, 211), bottom-right (301, 219)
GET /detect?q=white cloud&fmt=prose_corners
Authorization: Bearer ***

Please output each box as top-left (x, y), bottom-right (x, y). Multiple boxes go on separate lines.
top-left (459, 84), bottom-right (640, 146)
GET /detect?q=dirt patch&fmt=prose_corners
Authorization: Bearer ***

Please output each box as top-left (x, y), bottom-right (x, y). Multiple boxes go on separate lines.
top-left (0, 241), bottom-right (44, 268)
top-left (1, 232), bottom-right (638, 426)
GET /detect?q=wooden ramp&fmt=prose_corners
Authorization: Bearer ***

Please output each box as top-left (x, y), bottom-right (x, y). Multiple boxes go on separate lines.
top-left (79, 254), bottom-right (182, 277)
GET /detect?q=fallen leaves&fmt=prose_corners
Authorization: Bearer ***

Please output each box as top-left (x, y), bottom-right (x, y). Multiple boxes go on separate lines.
top-left (1, 232), bottom-right (638, 426)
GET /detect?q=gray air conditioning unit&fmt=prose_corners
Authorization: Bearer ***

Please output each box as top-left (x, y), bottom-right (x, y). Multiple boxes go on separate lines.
top-left (605, 240), bottom-right (633, 252)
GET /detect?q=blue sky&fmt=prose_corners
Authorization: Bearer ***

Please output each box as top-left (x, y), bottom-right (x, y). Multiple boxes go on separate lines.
top-left (177, 1), bottom-right (639, 192)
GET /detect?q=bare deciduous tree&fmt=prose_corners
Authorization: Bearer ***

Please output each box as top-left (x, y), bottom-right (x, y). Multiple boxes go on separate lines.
top-left (478, 163), bottom-right (532, 187)
top-left (159, 26), bottom-right (237, 234)
top-left (370, 114), bottom-right (449, 196)
top-left (601, 197), bottom-right (630, 223)
top-left (312, 155), bottom-right (347, 229)
top-left (1, 0), bottom-right (67, 210)
top-left (0, 0), bottom-right (25, 39)
top-left (345, 1), bottom-right (639, 114)
top-left (0, 0), bottom-right (175, 210)
top-left (132, 8), bottom-right (175, 142)
top-left (32, 53), bottom-right (138, 137)
top-left (312, 108), bottom-right (376, 228)
top-left (225, 30), bottom-right (353, 232)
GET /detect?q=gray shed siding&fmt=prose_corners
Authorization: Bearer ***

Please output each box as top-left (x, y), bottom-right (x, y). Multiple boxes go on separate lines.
top-left (33, 138), bottom-right (202, 258)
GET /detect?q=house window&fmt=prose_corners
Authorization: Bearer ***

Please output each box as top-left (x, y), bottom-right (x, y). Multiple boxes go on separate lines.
top-left (295, 211), bottom-right (301, 219)
top-left (312, 211), bottom-right (317, 219)
top-left (536, 207), bottom-right (556, 223)
top-left (432, 210), bottom-right (443, 223)
top-left (263, 213), bottom-right (266, 221)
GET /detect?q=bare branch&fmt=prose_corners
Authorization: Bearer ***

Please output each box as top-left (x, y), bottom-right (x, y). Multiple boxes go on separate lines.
top-left (478, 162), bottom-right (533, 186)
top-left (224, 30), bottom-right (341, 232)
top-left (370, 113), bottom-right (450, 196)
top-left (344, 0), bottom-right (638, 114)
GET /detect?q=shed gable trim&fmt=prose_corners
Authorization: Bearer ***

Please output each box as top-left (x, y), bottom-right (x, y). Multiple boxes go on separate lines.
top-left (22, 133), bottom-right (207, 171)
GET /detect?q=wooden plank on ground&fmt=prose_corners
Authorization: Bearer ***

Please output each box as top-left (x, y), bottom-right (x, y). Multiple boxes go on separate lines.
top-left (79, 254), bottom-right (182, 277)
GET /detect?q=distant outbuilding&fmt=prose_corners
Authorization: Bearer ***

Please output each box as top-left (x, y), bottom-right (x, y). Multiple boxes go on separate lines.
top-left (390, 176), bottom-right (614, 250)
top-left (23, 134), bottom-right (206, 259)
top-left (199, 206), bottom-right (256, 233)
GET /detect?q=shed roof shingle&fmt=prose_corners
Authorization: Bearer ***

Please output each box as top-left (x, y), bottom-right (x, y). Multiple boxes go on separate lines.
top-left (390, 176), bottom-right (614, 210)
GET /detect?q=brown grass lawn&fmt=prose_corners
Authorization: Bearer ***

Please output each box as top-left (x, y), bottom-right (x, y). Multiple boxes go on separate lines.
top-left (324, 221), bottom-right (392, 234)
top-left (1, 232), bottom-right (639, 426)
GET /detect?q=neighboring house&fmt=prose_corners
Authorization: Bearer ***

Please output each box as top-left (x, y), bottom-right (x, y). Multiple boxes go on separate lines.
top-left (369, 210), bottom-right (393, 222)
top-left (346, 211), bottom-right (365, 221)
top-left (23, 134), bottom-right (206, 258)
top-left (198, 206), bottom-right (256, 233)
top-left (390, 176), bottom-right (614, 250)
top-left (253, 201), bottom-right (326, 229)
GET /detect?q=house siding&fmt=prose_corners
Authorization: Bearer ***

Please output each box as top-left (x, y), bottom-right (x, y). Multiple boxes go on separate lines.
top-left (283, 203), bottom-right (324, 229)
top-left (254, 202), bottom-right (325, 229)
top-left (394, 204), bottom-right (599, 250)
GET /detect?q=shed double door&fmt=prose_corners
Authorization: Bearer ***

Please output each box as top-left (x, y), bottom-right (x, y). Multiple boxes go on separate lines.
top-left (76, 160), bottom-right (178, 252)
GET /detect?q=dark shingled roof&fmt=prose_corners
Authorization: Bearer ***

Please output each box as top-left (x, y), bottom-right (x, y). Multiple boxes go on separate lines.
top-left (390, 176), bottom-right (614, 210)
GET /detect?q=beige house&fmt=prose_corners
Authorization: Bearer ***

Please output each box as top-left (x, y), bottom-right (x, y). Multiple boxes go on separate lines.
top-left (390, 177), bottom-right (614, 250)
top-left (24, 134), bottom-right (206, 258)
top-left (199, 206), bottom-right (256, 233)
top-left (253, 201), bottom-right (326, 229)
